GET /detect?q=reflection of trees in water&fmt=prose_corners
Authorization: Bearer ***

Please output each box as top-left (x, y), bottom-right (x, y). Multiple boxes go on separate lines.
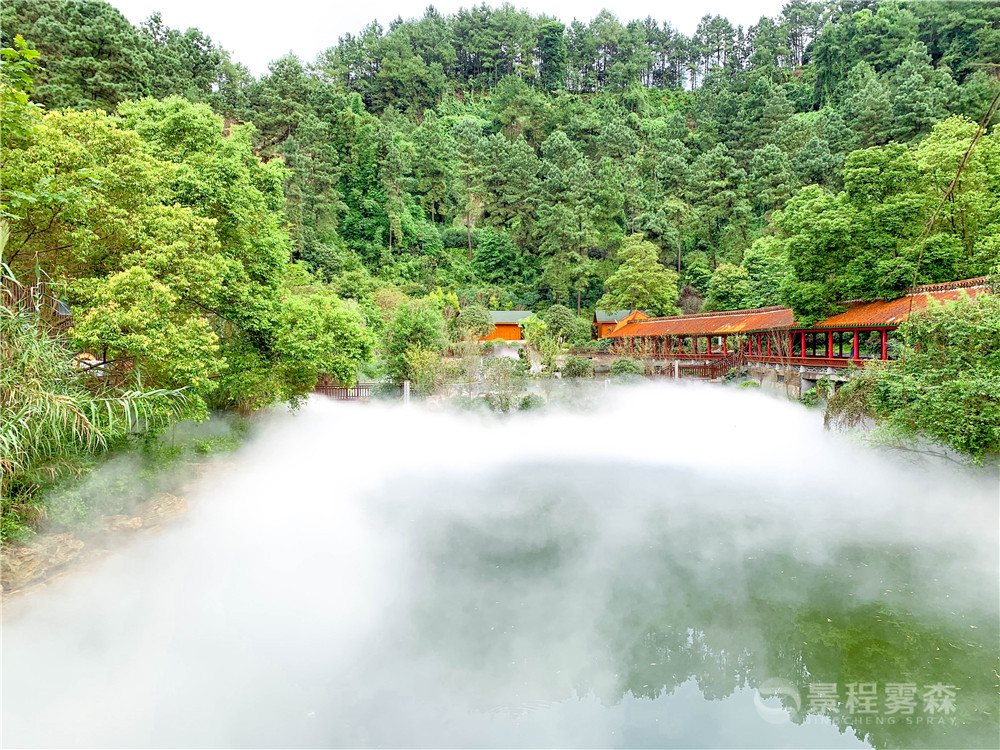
top-left (391, 467), bottom-right (998, 749)
top-left (600, 543), bottom-right (998, 749)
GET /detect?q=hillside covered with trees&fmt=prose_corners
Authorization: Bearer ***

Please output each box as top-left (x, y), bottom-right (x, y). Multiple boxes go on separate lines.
top-left (2, 1), bottom-right (999, 537)
top-left (4, 0), bottom-right (999, 316)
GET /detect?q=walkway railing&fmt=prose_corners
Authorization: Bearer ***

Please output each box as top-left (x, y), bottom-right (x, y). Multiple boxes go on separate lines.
top-left (313, 383), bottom-right (375, 401)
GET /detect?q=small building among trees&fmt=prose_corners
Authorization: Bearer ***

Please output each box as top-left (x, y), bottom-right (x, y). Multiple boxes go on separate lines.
top-left (594, 309), bottom-right (649, 338)
top-left (593, 310), bottom-right (634, 338)
top-left (482, 311), bottom-right (534, 341)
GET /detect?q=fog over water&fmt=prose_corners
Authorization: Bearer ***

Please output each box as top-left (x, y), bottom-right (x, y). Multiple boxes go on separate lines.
top-left (3, 384), bottom-right (998, 748)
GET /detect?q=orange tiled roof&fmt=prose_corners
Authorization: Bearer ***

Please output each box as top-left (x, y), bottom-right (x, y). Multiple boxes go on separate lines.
top-left (610, 309), bottom-right (648, 333)
top-left (814, 278), bottom-right (987, 328)
top-left (607, 305), bottom-right (796, 338)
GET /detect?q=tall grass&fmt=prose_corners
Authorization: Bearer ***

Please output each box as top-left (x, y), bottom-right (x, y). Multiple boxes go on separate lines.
top-left (1, 263), bottom-right (190, 541)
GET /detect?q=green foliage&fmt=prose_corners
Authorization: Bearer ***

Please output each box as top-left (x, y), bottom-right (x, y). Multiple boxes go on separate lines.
top-left (456, 303), bottom-right (494, 339)
top-left (826, 293), bottom-right (1000, 461)
top-left (385, 299), bottom-right (446, 382)
top-left (705, 263), bottom-right (751, 311)
top-left (2, 3), bottom-right (995, 461)
top-left (599, 234), bottom-right (680, 316)
top-left (0, 299), bottom-right (191, 540)
top-left (561, 355), bottom-right (593, 379)
top-left (6, 2), bottom-right (988, 323)
top-left (40, 414), bottom-right (250, 533)
top-left (799, 386), bottom-right (820, 406)
top-left (777, 117), bottom-right (1000, 321)
top-left (610, 357), bottom-right (644, 378)
top-left (541, 304), bottom-right (590, 344)
top-left (518, 392), bottom-right (546, 411)
top-left (482, 356), bottom-right (524, 412)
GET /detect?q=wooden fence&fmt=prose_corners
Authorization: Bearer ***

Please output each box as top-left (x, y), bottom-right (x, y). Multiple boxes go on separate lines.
top-left (1, 279), bottom-right (70, 320)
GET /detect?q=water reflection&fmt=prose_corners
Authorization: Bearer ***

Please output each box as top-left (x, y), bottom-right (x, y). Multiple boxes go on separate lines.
top-left (370, 463), bottom-right (997, 749)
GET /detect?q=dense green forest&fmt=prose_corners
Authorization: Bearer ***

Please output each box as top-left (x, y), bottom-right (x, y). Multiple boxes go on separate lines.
top-left (1, 1), bottom-right (999, 537)
top-left (4, 0), bottom-right (999, 316)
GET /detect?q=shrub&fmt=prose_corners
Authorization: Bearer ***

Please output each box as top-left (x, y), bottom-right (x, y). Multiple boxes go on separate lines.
top-left (800, 388), bottom-right (816, 406)
top-left (610, 357), bottom-right (644, 377)
top-left (561, 355), bottom-right (593, 378)
top-left (518, 393), bottom-right (546, 410)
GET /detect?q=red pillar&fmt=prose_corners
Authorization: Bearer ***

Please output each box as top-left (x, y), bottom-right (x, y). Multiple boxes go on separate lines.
top-left (723, 336), bottom-right (728, 355)
top-left (852, 329), bottom-right (859, 360)
top-left (827, 331), bottom-right (833, 360)
top-left (801, 331), bottom-right (806, 358)
top-left (707, 336), bottom-right (712, 356)
top-left (881, 329), bottom-right (888, 360)
top-left (767, 335), bottom-right (772, 357)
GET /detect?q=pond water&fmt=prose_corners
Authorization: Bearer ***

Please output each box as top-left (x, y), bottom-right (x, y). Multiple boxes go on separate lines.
top-left (3, 384), bottom-right (997, 748)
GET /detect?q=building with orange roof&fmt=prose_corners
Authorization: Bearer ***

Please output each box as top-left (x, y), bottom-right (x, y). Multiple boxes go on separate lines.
top-left (593, 309), bottom-right (647, 338)
top-left (481, 310), bottom-right (534, 341)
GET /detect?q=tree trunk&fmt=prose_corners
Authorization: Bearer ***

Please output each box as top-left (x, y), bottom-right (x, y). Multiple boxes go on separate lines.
top-left (577, 289), bottom-right (582, 315)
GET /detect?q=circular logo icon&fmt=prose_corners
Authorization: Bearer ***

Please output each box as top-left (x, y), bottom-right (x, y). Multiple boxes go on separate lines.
top-left (754, 678), bottom-right (801, 724)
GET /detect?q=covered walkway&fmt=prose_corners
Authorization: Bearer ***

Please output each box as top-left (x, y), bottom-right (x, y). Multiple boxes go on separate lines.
top-left (607, 278), bottom-right (987, 370)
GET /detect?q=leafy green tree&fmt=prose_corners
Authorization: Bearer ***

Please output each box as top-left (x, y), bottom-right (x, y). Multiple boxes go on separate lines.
top-left (0, 294), bottom-right (190, 540)
top-left (452, 117), bottom-right (486, 259)
top-left (140, 13), bottom-right (223, 102)
top-left (609, 357), bottom-right (644, 378)
top-left (792, 137), bottom-right (840, 188)
top-left (742, 237), bottom-right (790, 308)
top-left (749, 144), bottom-right (795, 214)
top-left (598, 234), bottom-right (680, 316)
top-left (687, 145), bottom-right (746, 265)
top-left (482, 356), bottom-right (524, 412)
top-left (474, 227), bottom-right (521, 285)
top-left (411, 110), bottom-right (456, 223)
top-left (479, 132), bottom-right (540, 246)
top-left (889, 42), bottom-right (952, 142)
top-left (541, 304), bottom-right (589, 343)
top-left (385, 299), bottom-right (446, 382)
top-left (840, 62), bottom-right (892, 148)
top-left (705, 263), bottom-right (751, 311)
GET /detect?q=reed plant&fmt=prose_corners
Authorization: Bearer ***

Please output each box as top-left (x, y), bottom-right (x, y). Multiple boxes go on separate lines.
top-left (1, 262), bottom-right (190, 541)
